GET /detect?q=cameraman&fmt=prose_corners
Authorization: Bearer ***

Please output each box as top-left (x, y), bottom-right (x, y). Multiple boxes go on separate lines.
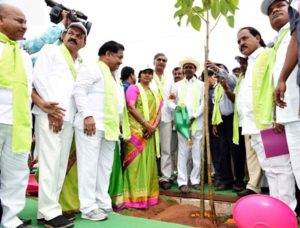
top-left (19, 10), bottom-right (70, 55)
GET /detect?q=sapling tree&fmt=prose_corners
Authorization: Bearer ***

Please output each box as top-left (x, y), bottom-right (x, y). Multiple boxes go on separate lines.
top-left (174, 0), bottom-right (239, 224)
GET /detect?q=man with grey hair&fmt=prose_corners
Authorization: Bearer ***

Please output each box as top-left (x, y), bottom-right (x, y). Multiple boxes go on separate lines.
top-left (150, 53), bottom-right (175, 189)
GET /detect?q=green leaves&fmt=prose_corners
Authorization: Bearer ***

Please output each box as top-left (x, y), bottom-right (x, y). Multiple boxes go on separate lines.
top-left (211, 0), bottom-right (220, 19)
top-left (191, 15), bottom-right (201, 31)
top-left (226, 15), bottom-right (234, 27)
top-left (174, 0), bottom-right (239, 31)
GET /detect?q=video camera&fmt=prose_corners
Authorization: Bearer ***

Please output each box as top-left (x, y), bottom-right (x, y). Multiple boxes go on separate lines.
top-left (45, 0), bottom-right (92, 35)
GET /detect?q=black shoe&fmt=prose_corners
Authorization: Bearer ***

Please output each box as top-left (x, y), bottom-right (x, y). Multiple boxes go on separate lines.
top-left (38, 214), bottom-right (76, 225)
top-left (160, 181), bottom-right (172, 190)
top-left (63, 213), bottom-right (75, 222)
top-left (37, 218), bottom-right (45, 225)
top-left (232, 184), bottom-right (245, 192)
top-left (20, 218), bottom-right (32, 226)
top-left (261, 187), bottom-right (269, 194)
top-left (44, 215), bottom-right (74, 228)
top-left (191, 184), bottom-right (200, 190)
top-left (237, 189), bottom-right (256, 197)
top-left (16, 224), bottom-right (30, 228)
top-left (215, 183), bottom-right (232, 191)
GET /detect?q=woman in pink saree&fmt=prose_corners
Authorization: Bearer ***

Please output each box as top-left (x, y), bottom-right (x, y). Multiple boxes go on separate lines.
top-left (123, 67), bottom-right (161, 208)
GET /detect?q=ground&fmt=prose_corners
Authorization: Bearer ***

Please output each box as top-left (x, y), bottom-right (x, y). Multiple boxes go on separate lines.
top-left (120, 196), bottom-right (236, 228)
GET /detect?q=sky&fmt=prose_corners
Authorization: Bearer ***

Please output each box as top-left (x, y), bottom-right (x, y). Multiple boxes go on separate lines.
top-left (2, 0), bottom-right (278, 77)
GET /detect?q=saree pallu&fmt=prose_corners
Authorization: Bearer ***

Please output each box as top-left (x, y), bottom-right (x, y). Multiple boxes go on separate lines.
top-left (123, 89), bottom-right (159, 208)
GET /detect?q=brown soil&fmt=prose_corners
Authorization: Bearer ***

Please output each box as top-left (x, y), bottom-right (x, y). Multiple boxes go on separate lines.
top-left (121, 197), bottom-right (236, 228)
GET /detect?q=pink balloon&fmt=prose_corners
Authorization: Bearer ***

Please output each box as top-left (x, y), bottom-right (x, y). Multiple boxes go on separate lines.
top-left (233, 194), bottom-right (297, 228)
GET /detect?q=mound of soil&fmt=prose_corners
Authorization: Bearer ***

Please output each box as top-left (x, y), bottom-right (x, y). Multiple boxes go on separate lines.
top-left (121, 197), bottom-right (236, 228)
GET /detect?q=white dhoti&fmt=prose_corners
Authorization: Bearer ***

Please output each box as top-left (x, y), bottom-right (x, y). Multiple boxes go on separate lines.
top-left (75, 129), bottom-right (115, 214)
top-left (251, 134), bottom-right (296, 211)
top-left (285, 121), bottom-right (300, 188)
top-left (35, 115), bottom-right (73, 220)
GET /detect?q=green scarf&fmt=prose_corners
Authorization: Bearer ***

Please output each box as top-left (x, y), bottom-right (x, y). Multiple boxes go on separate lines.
top-left (59, 44), bottom-right (77, 80)
top-left (0, 32), bottom-right (31, 153)
top-left (97, 61), bottom-right (130, 140)
top-left (153, 73), bottom-right (167, 100)
top-left (232, 73), bottom-right (244, 144)
top-left (211, 83), bottom-right (224, 125)
top-left (252, 28), bottom-right (289, 129)
top-left (178, 78), bottom-right (201, 134)
top-left (136, 83), bottom-right (160, 158)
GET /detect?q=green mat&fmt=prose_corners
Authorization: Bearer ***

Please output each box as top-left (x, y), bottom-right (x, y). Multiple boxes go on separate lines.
top-left (168, 181), bottom-right (237, 196)
top-left (19, 198), bottom-right (191, 228)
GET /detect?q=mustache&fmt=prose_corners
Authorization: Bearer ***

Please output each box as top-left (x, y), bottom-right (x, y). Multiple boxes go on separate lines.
top-left (68, 39), bottom-right (77, 44)
top-left (241, 44), bottom-right (247, 50)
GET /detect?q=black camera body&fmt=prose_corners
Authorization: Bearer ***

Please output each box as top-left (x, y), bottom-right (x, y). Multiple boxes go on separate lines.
top-left (45, 0), bottom-right (92, 35)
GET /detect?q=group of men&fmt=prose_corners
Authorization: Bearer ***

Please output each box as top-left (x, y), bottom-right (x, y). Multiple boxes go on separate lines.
top-left (2, 0), bottom-right (300, 227)
top-left (209, 0), bottom-right (300, 215)
top-left (0, 3), bottom-right (130, 228)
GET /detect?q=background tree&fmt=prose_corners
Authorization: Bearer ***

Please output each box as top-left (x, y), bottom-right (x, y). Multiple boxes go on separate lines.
top-left (174, 0), bottom-right (239, 224)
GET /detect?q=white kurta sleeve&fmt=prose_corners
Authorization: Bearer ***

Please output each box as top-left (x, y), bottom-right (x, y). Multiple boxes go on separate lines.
top-left (73, 63), bottom-right (99, 119)
top-left (33, 45), bottom-right (54, 101)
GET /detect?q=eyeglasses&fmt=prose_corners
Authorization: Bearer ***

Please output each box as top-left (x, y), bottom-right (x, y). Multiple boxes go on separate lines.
top-left (156, 58), bottom-right (167, 63)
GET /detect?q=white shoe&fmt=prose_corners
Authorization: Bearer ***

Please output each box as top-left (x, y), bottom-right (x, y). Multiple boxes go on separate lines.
top-left (82, 209), bottom-right (108, 221)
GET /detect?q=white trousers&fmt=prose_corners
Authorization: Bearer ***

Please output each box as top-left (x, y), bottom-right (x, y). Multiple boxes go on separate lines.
top-left (177, 130), bottom-right (202, 186)
top-left (0, 124), bottom-right (29, 228)
top-left (35, 115), bottom-right (73, 220)
top-left (75, 129), bottom-right (115, 214)
top-left (251, 134), bottom-right (296, 211)
top-left (159, 122), bottom-right (173, 182)
top-left (285, 121), bottom-right (300, 188)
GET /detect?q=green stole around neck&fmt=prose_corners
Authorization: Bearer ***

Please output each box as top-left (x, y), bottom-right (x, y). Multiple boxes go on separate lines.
top-left (97, 61), bottom-right (130, 141)
top-left (211, 83), bottom-right (224, 125)
top-left (178, 78), bottom-right (201, 134)
top-left (0, 32), bottom-right (31, 153)
top-left (232, 73), bottom-right (244, 144)
top-left (59, 44), bottom-right (77, 80)
top-left (252, 28), bottom-right (289, 130)
top-left (136, 83), bottom-right (160, 158)
top-left (153, 73), bottom-right (167, 100)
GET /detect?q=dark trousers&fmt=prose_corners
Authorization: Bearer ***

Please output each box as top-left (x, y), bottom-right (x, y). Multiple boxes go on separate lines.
top-left (218, 114), bottom-right (246, 186)
top-left (209, 122), bottom-right (222, 185)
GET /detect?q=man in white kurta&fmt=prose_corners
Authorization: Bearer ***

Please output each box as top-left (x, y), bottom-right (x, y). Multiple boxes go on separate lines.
top-left (261, 0), bottom-right (300, 209)
top-left (237, 9), bottom-right (296, 210)
top-left (150, 53), bottom-right (175, 189)
top-left (32, 23), bottom-right (86, 227)
top-left (169, 58), bottom-right (204, 193)
top-left (73, 41), bottom-right (127, 221)
top-left (0, 4), bottom-right (33, 228)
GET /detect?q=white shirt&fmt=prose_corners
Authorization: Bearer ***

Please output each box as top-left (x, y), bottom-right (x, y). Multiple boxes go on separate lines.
top-left (150, 73), bottom-right (174, 123)
top-left (169, 77), bottom-right (204, 131)
top-left (32, 44), bottom-right (81, 122)
top-left (274, 25), bottom-right (300, 124)
top-left (238, 47), bottom-right (265, 135)
top-left (0, 43), bottom-right (33, 125)
top-left (73, 61), bottom-right (125, 131)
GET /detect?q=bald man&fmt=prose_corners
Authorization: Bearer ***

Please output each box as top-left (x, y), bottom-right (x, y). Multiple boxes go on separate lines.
top-left (0, 4), bottom-right (33, 228)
